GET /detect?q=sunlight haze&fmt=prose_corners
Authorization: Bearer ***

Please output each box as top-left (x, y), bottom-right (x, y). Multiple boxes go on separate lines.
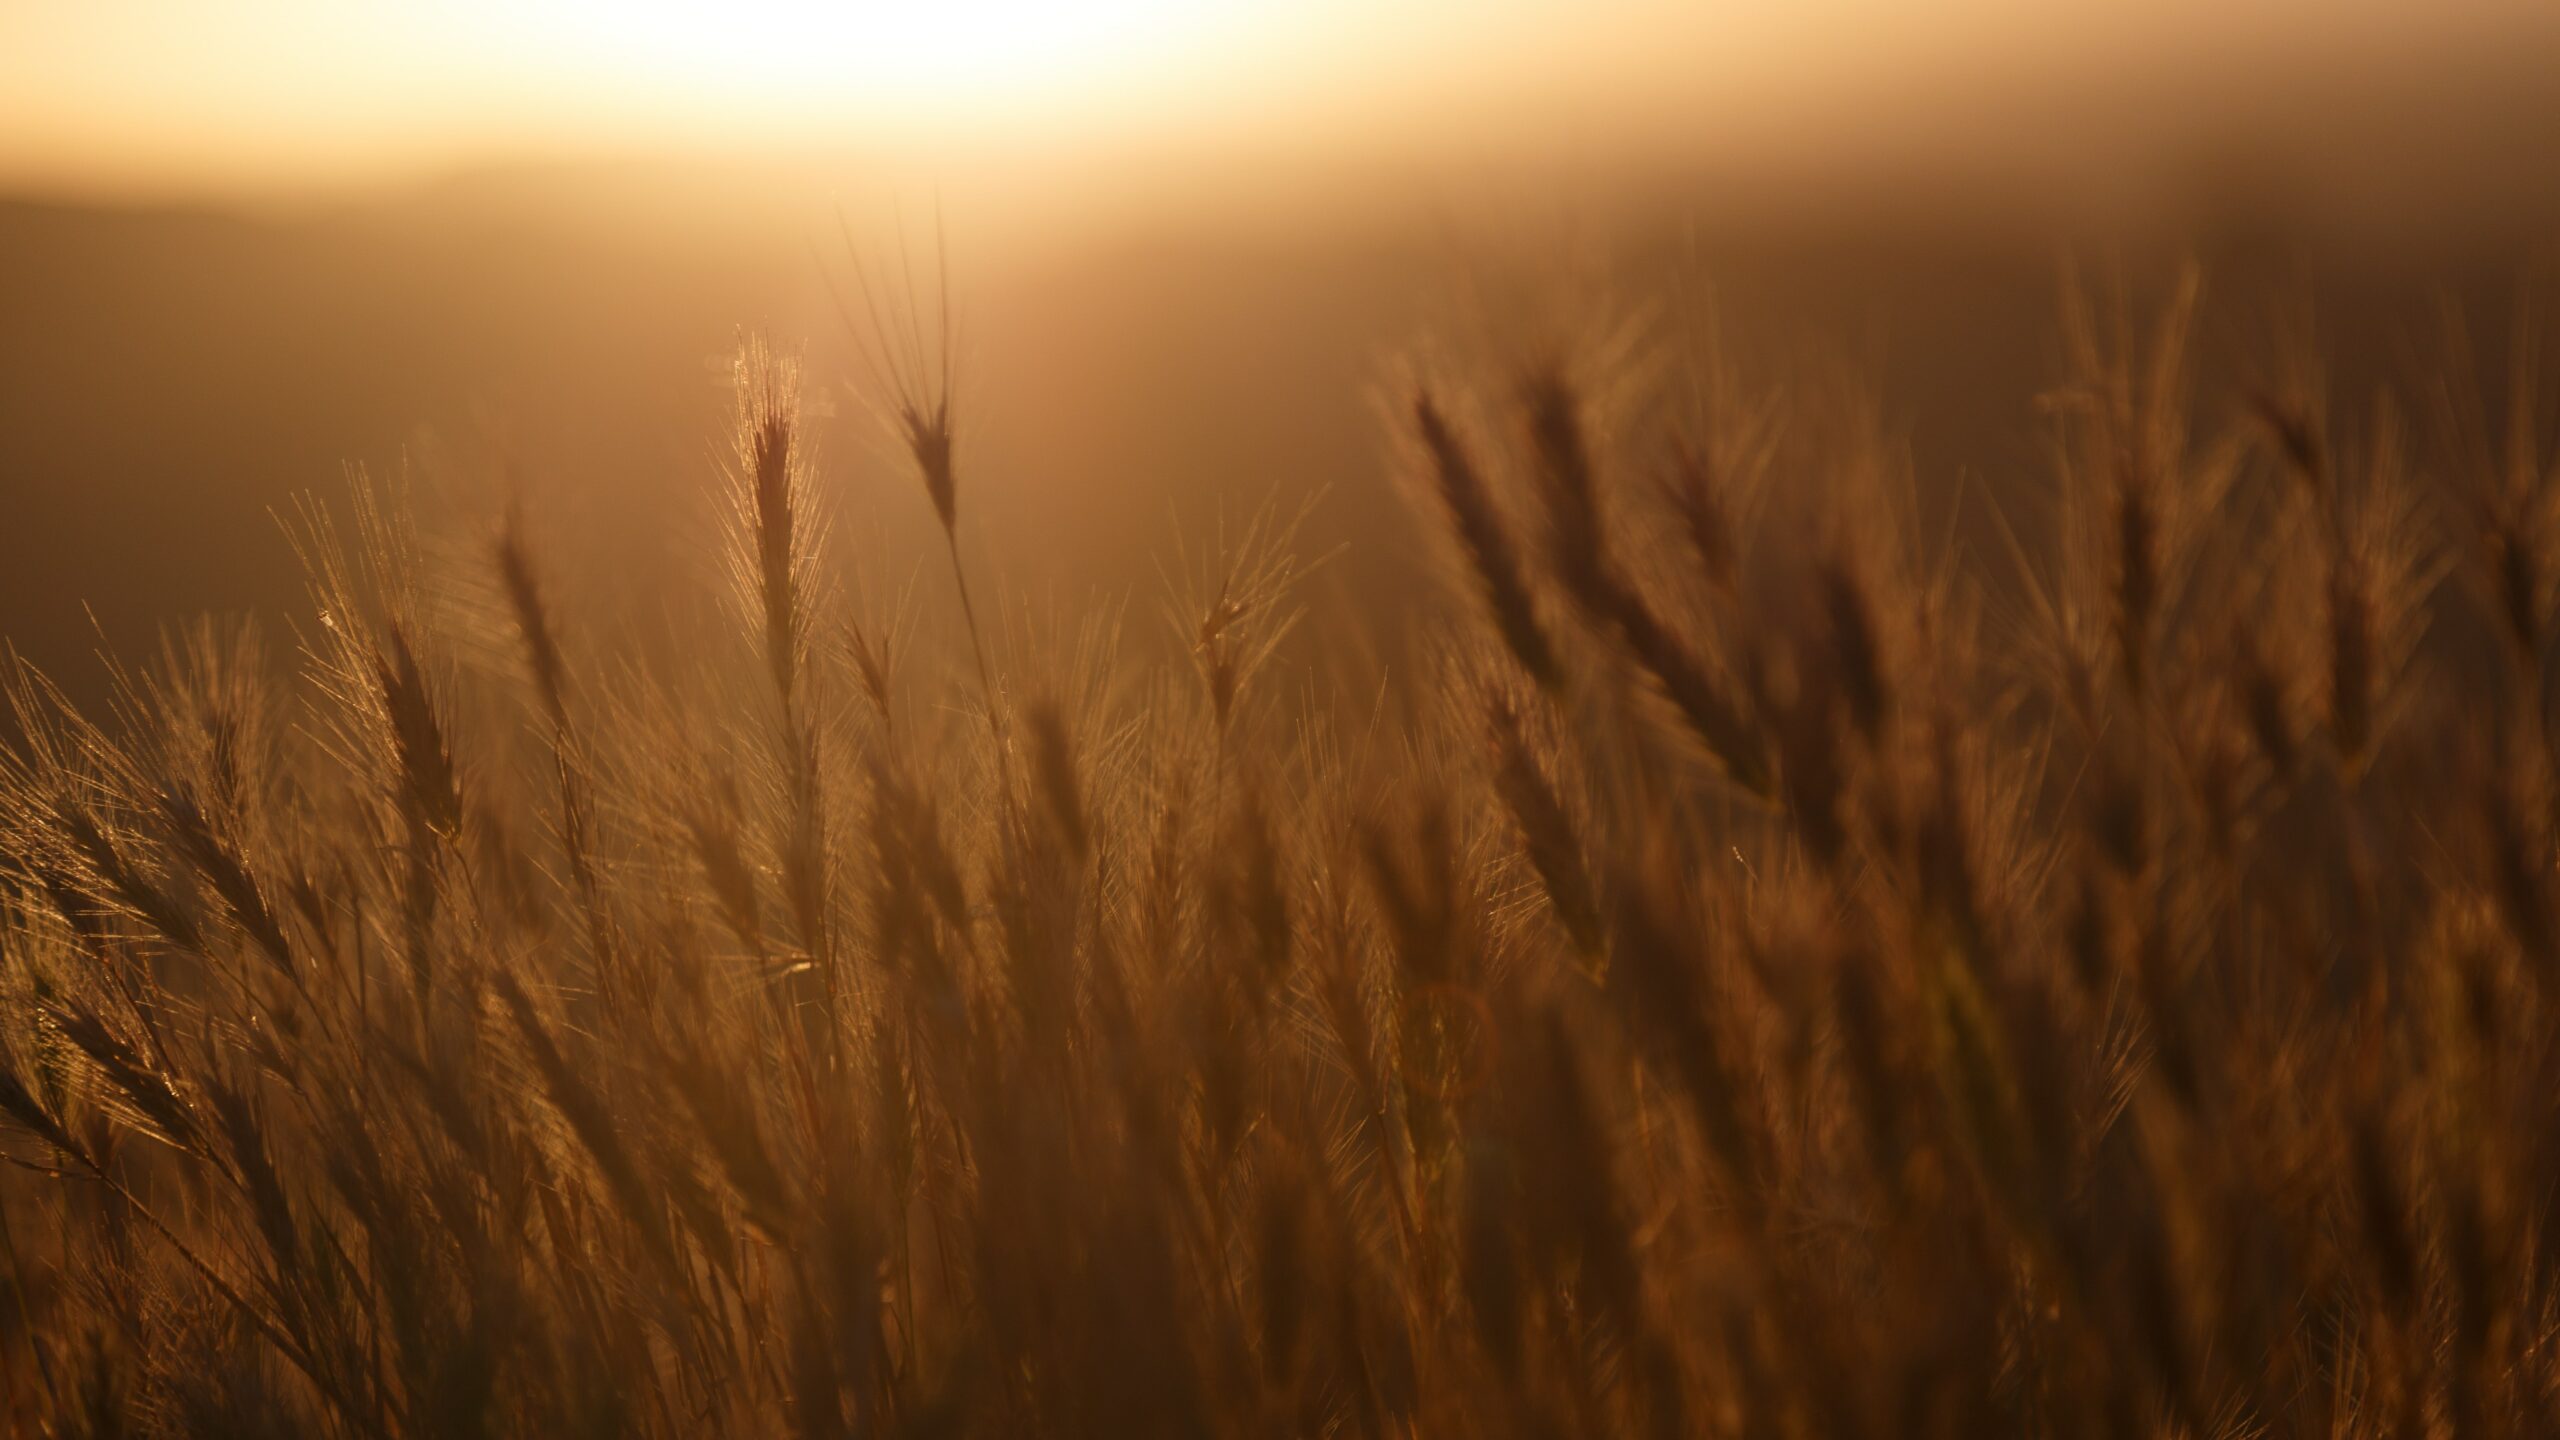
top-left (6, 0), bottom-right (2555, 201)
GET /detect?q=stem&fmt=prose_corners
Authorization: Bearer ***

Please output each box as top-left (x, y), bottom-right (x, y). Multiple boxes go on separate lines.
top-left (941, 525), bottom-right (1010, 764)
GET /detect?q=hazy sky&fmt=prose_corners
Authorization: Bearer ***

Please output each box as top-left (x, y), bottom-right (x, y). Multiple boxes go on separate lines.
top-left (2, 0), bottom-right (2554, 201)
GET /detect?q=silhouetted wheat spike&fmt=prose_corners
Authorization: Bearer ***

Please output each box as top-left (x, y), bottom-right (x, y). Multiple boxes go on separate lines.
top-left (1485, 695), bottom-right (1603, 956)
top-left (1517, 369), bottom-right (1771, 795)
top-left (377, 622), bottom-right (460, 839)
top-left (1412, 387), bottom-right (1561, 691)
top-left (495, 505), bottom-right (570, 733)
top-left (832, 217), bottom-right (1007, 759)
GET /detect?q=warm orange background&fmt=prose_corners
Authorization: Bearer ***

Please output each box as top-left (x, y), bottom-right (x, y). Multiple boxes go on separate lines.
top-left (3, 0), bottom-right (2556, 700)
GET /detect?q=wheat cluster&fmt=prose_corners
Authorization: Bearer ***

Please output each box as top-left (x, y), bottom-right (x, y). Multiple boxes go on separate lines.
top-left (2, 273), bottom-right (2558, 1438)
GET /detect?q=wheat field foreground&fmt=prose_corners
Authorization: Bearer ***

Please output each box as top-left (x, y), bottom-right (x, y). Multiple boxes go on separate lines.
top-left (2, 273), bottom-right (2558, 1439)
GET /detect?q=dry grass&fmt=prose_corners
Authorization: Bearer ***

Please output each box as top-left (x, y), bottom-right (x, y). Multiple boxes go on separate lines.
top-left (1, 267), bottom-right (2558, 1438)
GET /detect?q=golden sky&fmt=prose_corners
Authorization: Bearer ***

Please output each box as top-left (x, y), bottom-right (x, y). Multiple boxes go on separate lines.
top-left (2, 0), bottom-right (2553, 201)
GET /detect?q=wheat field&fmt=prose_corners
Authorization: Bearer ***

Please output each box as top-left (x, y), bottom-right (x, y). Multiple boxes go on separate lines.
top-left (1, 266), bottom-right (2556, 1438)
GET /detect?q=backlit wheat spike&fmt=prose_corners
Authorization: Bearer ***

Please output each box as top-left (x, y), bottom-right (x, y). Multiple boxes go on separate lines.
top-left (730, 338), bottom-right (817, 709)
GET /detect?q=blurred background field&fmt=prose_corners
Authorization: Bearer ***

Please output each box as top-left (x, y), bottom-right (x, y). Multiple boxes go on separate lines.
top-left (5, 1), bottom-right (2559, 693)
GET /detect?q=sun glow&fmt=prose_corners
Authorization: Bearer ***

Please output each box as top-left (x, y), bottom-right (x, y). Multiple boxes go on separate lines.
top-left (510, 0), bottom-right (1244, 131)
top-left (0, 0), bottom-right (1303, 194)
